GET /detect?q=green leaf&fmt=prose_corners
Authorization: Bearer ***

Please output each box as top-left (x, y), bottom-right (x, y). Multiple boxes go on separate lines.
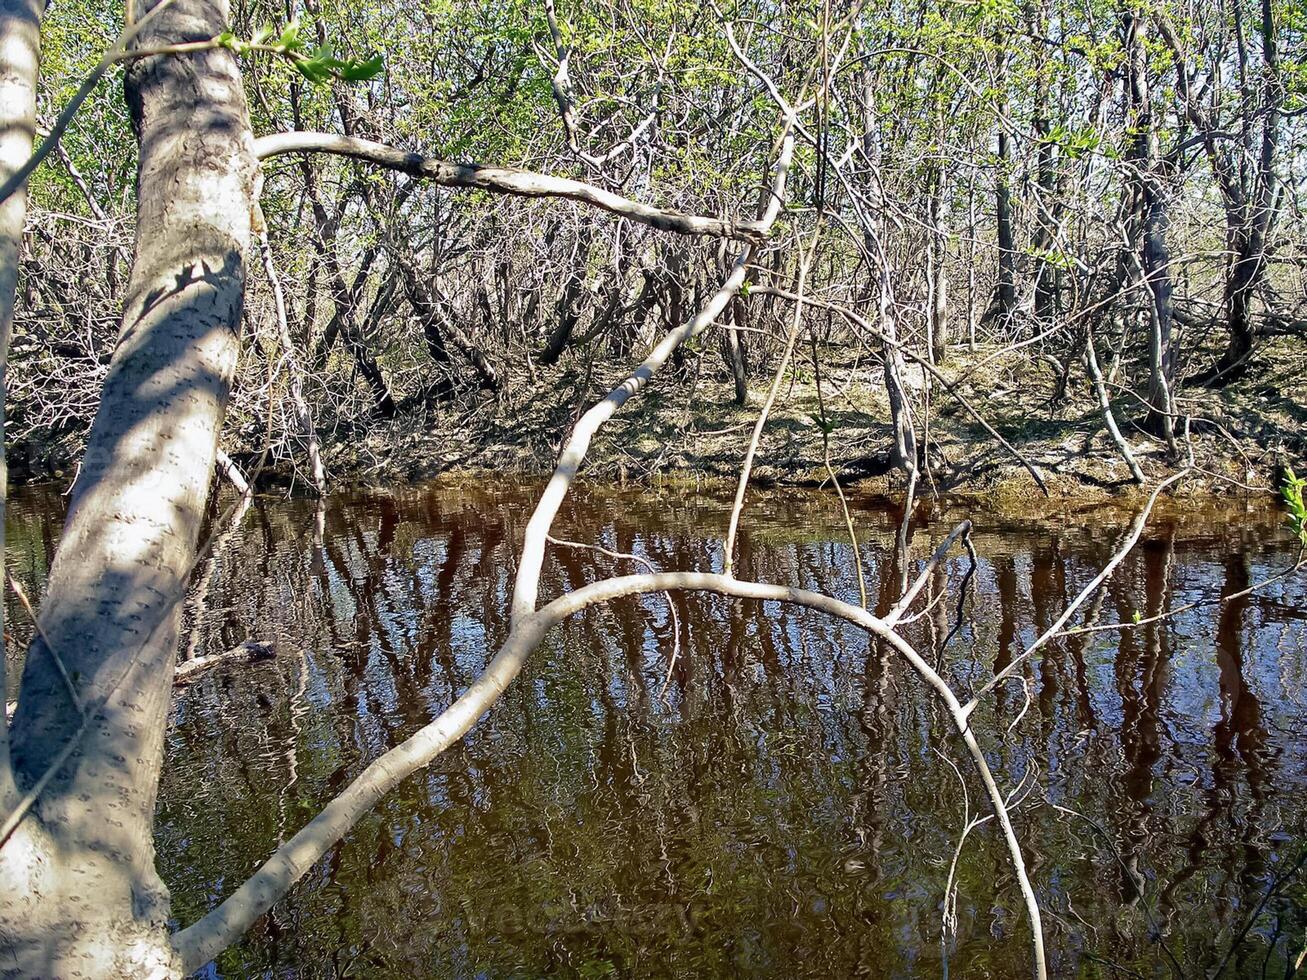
top-left (293, 57), bottom-right (331, 83)
top-left (339, 54), bottom-right (385, 82)
top-left (276, 19), bottom-right (302, 52)
top-left (1279, 465), bottom-right (1307, 547)
top-left (809, 413), bottom-right (836, 436)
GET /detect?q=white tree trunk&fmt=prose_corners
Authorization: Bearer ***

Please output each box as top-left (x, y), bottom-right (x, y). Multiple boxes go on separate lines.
top-left (0, 0), bottom-right (257, 973)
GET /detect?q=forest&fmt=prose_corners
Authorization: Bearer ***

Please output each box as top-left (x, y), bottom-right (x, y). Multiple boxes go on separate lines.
top-left (0, 0), bottom-right (1304, 975)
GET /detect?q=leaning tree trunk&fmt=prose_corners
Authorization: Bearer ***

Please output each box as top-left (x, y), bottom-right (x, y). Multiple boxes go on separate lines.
top-left (399, 254), bottom-right (501, 395)
top-left (0, 0), bottom-right (258, 973)
top-left (1208, 232), bottom-right (1261, 384)
top-left (538, 228), bottom-right (594, 366)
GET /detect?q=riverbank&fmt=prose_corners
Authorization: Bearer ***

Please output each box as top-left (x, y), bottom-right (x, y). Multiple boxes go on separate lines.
top-left (288, 337), bottom-right (1307, 508)
top-left (14, 337), bottom-right (1305, 508)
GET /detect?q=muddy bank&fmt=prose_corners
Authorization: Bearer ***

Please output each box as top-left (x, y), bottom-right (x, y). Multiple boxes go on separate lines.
top-left (271, 345), bottom-right (1305, 510)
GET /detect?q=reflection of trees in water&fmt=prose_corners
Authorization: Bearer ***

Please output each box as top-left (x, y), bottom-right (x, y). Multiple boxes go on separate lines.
top-left (4, 483), bottom-right (1304, 975)
top-left (1112, 534), bottom-right (1171, 906)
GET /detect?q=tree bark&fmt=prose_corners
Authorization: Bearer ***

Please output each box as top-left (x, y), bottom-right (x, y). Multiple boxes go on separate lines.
top-left (0, 0), bottom-right (44, 816)
top-left (862, 68), bottom-right (918, 477)
top-left (723, 293), bottom-right (749, 405)
top-left (995, 123), bottom-right (1017, 325)
top-left (0, 1), bottom-right (258, 973)
top-left (992, 45), bottom-right (1017, 327)
top-left (927, 162), bottom-right (948, 364)
top-left (1125, 9), bottom-right (1177, 444)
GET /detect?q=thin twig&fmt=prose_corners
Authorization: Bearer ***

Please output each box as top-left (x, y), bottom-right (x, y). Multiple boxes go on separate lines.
top-left (724, 226), bottom-right (822, 576)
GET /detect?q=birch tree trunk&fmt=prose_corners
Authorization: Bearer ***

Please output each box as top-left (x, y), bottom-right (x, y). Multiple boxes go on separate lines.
top-left (0, 0), bottom-right (257, 972)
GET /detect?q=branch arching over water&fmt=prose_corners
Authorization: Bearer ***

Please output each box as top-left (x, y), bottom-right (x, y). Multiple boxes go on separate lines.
top-left (171, 571), bottom-right (1046, 979)
top-left (506, 118), bottom-right (796, 622)
top-left (179, 114), bottom-right (1054, 978)
top-left (174, 114), bottom-right (803, 970)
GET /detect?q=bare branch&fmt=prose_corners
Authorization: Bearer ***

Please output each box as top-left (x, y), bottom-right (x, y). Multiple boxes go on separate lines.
top-left (171, 571), bottom-right (1046, 980)
top-left (508, 114), bottom-right (796, 623)
top-left (253, 132), bottom-right (770, 243)
top-left (965, 470), bottom-right (1188, 717)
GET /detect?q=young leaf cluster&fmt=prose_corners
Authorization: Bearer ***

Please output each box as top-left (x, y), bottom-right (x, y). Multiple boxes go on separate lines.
top-left (216, 20), bottom-right (384, 84)
top-left (1282, 466), bottom-right (1307, 549)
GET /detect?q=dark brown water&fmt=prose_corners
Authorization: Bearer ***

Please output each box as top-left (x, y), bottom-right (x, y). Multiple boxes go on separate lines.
top-left (5, 479), bottom-right (1306, 978)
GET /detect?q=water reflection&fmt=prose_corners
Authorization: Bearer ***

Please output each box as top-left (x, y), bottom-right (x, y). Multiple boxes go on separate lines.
top-left (4, 480), bottom-right (1305, 977)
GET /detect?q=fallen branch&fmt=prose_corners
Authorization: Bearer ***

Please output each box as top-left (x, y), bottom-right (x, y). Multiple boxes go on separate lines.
top-left (215, 448), bottom-right (251, 496)
top-left (884, 520), bottom-right (973, 627)
top-left (173, 640), bottom-right (276, 686)
top-left (1084, 325), bottom-right (1146, 485)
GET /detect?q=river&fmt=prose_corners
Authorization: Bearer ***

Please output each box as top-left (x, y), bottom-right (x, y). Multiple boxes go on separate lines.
top-left (5, 478), bottom-right (1305, 977)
